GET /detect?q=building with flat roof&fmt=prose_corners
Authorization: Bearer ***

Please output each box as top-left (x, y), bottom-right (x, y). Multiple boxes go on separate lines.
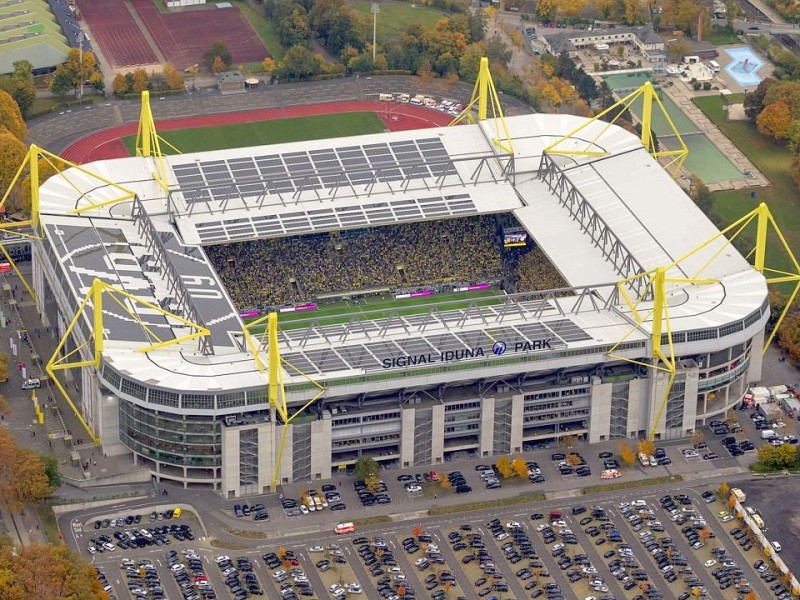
top-left (32, 110), bottom-right (767, 497)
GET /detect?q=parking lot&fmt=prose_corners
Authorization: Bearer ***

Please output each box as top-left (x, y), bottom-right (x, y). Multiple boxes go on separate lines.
top-left (83, 474), bottom-right (797, 600)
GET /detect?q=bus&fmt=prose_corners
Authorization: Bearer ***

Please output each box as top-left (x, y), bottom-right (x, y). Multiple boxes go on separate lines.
top-left (752, 514), bottom-right (764, 529)
top-left (334, 522), bottom-right (355, 535)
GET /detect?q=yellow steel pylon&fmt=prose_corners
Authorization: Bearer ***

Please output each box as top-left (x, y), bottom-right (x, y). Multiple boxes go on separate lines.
top-left (607, 202), bottom-right (800, 439)
top-left (545, 81), bottom-right (688, 178)
top-left (46, 278), bottom-right (211, 446)
top-left (449, 57), bottom-right (514, 155)
top-left (0, 144), bottom-right (136, 298)
top-left (243, 312), bottom-right (324, 489)
top-left (135, 90), bottom-right (181, 192)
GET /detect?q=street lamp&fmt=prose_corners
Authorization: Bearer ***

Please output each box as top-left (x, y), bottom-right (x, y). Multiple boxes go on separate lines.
top-left (371, 3), bottom-right (380, 63)
top-left (78, 31), bottom-right (84, 101)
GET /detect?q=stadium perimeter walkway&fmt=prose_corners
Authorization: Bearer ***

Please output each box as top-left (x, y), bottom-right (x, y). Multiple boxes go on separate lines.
top-left (29, 75), bottom-right (533, 155)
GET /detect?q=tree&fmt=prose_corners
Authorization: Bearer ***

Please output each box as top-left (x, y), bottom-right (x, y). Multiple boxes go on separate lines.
top-left (211, 56), bottom-right (227, 74)
top-left (0, 542), bottom-right (108, 600)
top-left (365, 472), bottom-right (382, 493)
top-left (6, 60), bottom-right (35, 119)
top-left (496, 454), bottom-right (514, 478)
top-left (792, 155), bottom-right (800, 189)
top-left (438, 476), bottom-right (452, 491)
top-left (112, 73), bottom-right (129, 97)
top-left (744, 77), bottom-right (776, 120)
top-left (559, 434), bottom-right (577, 451)
top-left (566, 453), bottom-right (582, 466)
top-left (131, 69), bottom-right (149, 93)
top-left (0, 428), bottom-right (53, 510)
top-left (689, 429), bottom-right (705, 448)
top-left (667, 39), bottom-right (691, 63)
top-left (203, 41), bottom-right (232, 72)
top-left (511, 456), bottom-right (528, 478)
top-left (757, 442), bottom-right (798, 469)
top-left (757, 100), bottom-right (792, 140)
top-left (262, 57), bottom-right (276, 76)
top-left (274, 45), bottom-right (323, 82)
top-left (637, 438), bottom-right (655, 457)
top-left (354, 456), bottom-right (380, 481)
top-left (163, 63), bottom-right (184, 91)
top-left (0, 90), bottom-right (27, 141)
top-left (412, 525), bottom-right (423, 537)
top-left (619, 442), bottom-right (637, 466)
top-left (623, 0), bottom-right (641, 24)
top-left (699, 527), bottom-right (710, 541)
top-left (49, 65), bottom-right (74, 101)
top-left (41, 454), bottom-right (60, 488)
top-left (534, 0), bottom-right (556, 20)
top-left (718, 481), bottom-right (730, 498)
top-left (0, 131), bottom-right (26, 202)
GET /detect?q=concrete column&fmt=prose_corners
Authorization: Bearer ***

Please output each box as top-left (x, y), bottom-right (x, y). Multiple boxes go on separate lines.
top-left (682, 365), bottom-right (699, 434)
top-left (431, 404), bottom-right (444, 465)
top-left (509, 395), bottom-right (524, 454)
top-left (627, 377), bottom-right (648, 437)
top-left (588, 380), bottom-right (612, 443)
top-left (401, 408), bottom-right (415, 468)
top-left (277, 423), bottom-right (293, 484)
top-left (31, 246), bottom-right (47, 323)
top-left (647, 370), bottom-right (672, 439)
top-left (221, 426), bottom-right (239, 498)
top-left (748, 329), bottom-right (765, 383)
top-left (257, 421), bottom-right (274, 494)
top-left (479, 396), bottom-right (495, 457)
top-left (310, 419), bottom-right (331, 480)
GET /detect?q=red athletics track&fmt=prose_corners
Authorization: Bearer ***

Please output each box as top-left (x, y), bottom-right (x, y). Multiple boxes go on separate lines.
top-left (62, 100), bottom-right (454, 164)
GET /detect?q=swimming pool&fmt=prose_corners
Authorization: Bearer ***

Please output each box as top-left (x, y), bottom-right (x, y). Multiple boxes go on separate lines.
top-left (724, 47), bottom-right (764, 87)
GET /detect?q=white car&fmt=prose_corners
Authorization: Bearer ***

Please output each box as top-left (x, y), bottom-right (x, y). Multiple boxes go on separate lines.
top-left (87, 546), bottom-right (97, 555)
top-left (772, 541), bottom-right (782, 553)
top-left (704, 559), bottom-right (716, 567)
top-left (682, 449), bottom-right (699, 458)
top-left (721, 515), bottom-right (734, 523)
top-left (405, 485), bottom-right (422, 493)
top-left (299, 505), bottom-right (309, 515)
top-left (215, 555), bottom-right (230, 564)
top-left (506, 521), bottom-right (522, 529)
top-left (308, 546), bottom-right (324, 553)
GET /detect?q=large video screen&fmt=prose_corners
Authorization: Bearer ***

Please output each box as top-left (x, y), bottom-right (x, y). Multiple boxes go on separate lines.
top-left (503, 231), bottom-right (528, 248)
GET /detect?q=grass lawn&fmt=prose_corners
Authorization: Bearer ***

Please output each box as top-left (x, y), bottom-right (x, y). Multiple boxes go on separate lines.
top-left (245, 289), bottom-right (501, 331)
top-left (693, 95), bottom-right (800, 292)
top-left (122, 111), bottom-right (386, 154)
top-left (705, 31), bottom-right (741, 46)
top-left (349, 1), bottom-right (445, 46)
top-left (232, 0), bottom-right (285, 61)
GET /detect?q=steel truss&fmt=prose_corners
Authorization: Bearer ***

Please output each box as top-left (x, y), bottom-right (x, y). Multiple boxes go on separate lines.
top-left (131, 196), bottom-right (212, 355)
top-left (538, 152), bottom-right (647, 297)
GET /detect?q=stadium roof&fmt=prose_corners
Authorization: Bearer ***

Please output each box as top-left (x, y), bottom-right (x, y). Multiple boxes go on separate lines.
top-left (0, 0), bottom-right (74, 73)
top-left (37, 113), bottom-right (767, 394)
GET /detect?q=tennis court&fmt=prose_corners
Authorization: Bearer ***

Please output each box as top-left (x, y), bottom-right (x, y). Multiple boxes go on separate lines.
top-left (603, 75), bottom-right (745, 183)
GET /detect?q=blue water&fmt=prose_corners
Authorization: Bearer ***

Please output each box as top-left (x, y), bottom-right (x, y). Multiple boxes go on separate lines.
top-left (724, 47), bottom-right (764, 87)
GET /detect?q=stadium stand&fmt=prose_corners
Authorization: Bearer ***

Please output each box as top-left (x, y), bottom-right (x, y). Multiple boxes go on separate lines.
top-left (46, 0), bottom-right (91, 50)
top-left (206, 216), bottom-right (506, 310)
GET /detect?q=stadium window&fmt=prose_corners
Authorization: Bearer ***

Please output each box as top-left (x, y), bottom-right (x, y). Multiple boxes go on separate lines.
top-left (245, 389), bottom-right (267, 406)
top-left (219, 392), bottom-right (246, 409)
top-left (182, 394), bottom-right (215, 410)
top-left (120, 378), bottom-right (147, 401)
top-left (102, 365), bottom-right (121, 390)
top-left (686, 328), bottom-right (718, 342)
top-left (148, 388), bottom-right (179, 407)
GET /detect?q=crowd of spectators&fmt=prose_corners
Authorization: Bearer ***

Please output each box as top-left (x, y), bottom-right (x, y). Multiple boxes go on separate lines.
top-left (206, 216), bottom-right (503, 310)
top-left (507, 247), bottom-right (568, 293)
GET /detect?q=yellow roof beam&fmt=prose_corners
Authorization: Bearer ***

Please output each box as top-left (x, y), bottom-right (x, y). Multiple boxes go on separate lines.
top-left (545, 81), bottom-right (688, 178)
top-left (46, 278), bottom-right (211, 446)
top-left (450, 57), bottom-right (514, 155)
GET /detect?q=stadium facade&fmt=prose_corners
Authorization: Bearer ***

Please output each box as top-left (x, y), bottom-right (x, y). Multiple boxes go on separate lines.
top-left (33, 111), bottom-right (767, 497)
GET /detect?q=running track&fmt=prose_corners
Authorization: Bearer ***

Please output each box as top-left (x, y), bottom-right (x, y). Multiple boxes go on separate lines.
top-left (62, 100), bottom-right (454, 163)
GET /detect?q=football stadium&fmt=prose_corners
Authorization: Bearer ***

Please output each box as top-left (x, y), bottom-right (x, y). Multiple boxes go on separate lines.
top-left (27, 75), bottom-right (774, 497)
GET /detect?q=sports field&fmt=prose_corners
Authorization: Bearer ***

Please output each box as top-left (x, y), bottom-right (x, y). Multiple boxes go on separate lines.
top-left (122, 112), bottom-right (387, 155)
top-left (349, 1), bottom-right (445, 46)
top-left (247, 289), bottom-right (502, 331)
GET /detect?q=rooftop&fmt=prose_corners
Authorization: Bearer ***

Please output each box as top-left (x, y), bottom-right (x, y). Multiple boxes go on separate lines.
top-left (37, 113), bottom-right (767, 394)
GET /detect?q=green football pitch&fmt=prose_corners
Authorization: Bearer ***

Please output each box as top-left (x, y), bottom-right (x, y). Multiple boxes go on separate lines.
top-left (122, 112), bottom-right (387, 155)
top-left (246, 289), bottom-right (503, 331)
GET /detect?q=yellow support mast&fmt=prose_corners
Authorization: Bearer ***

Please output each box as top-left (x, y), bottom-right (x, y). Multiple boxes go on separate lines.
top-left (545, 81), bottom-right (688, 178)
top-left (243, 312), bottom-right (324, 489)
top-left (46, 278), bottom-right (210, 446)
top-left (449, 57), bottom-right (514, 155)
top-left (608, 202), bottom-right (800, 439)
top-left (135, 90), bottom-right (181, 192)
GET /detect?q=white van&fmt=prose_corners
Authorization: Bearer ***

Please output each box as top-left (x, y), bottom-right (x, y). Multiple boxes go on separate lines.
top-left (708, 60), bottom-right (721, 73)
top-left (760, 429), bottom-right (777, 439)
top-left (378, 93), bottom-right (393, 101)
